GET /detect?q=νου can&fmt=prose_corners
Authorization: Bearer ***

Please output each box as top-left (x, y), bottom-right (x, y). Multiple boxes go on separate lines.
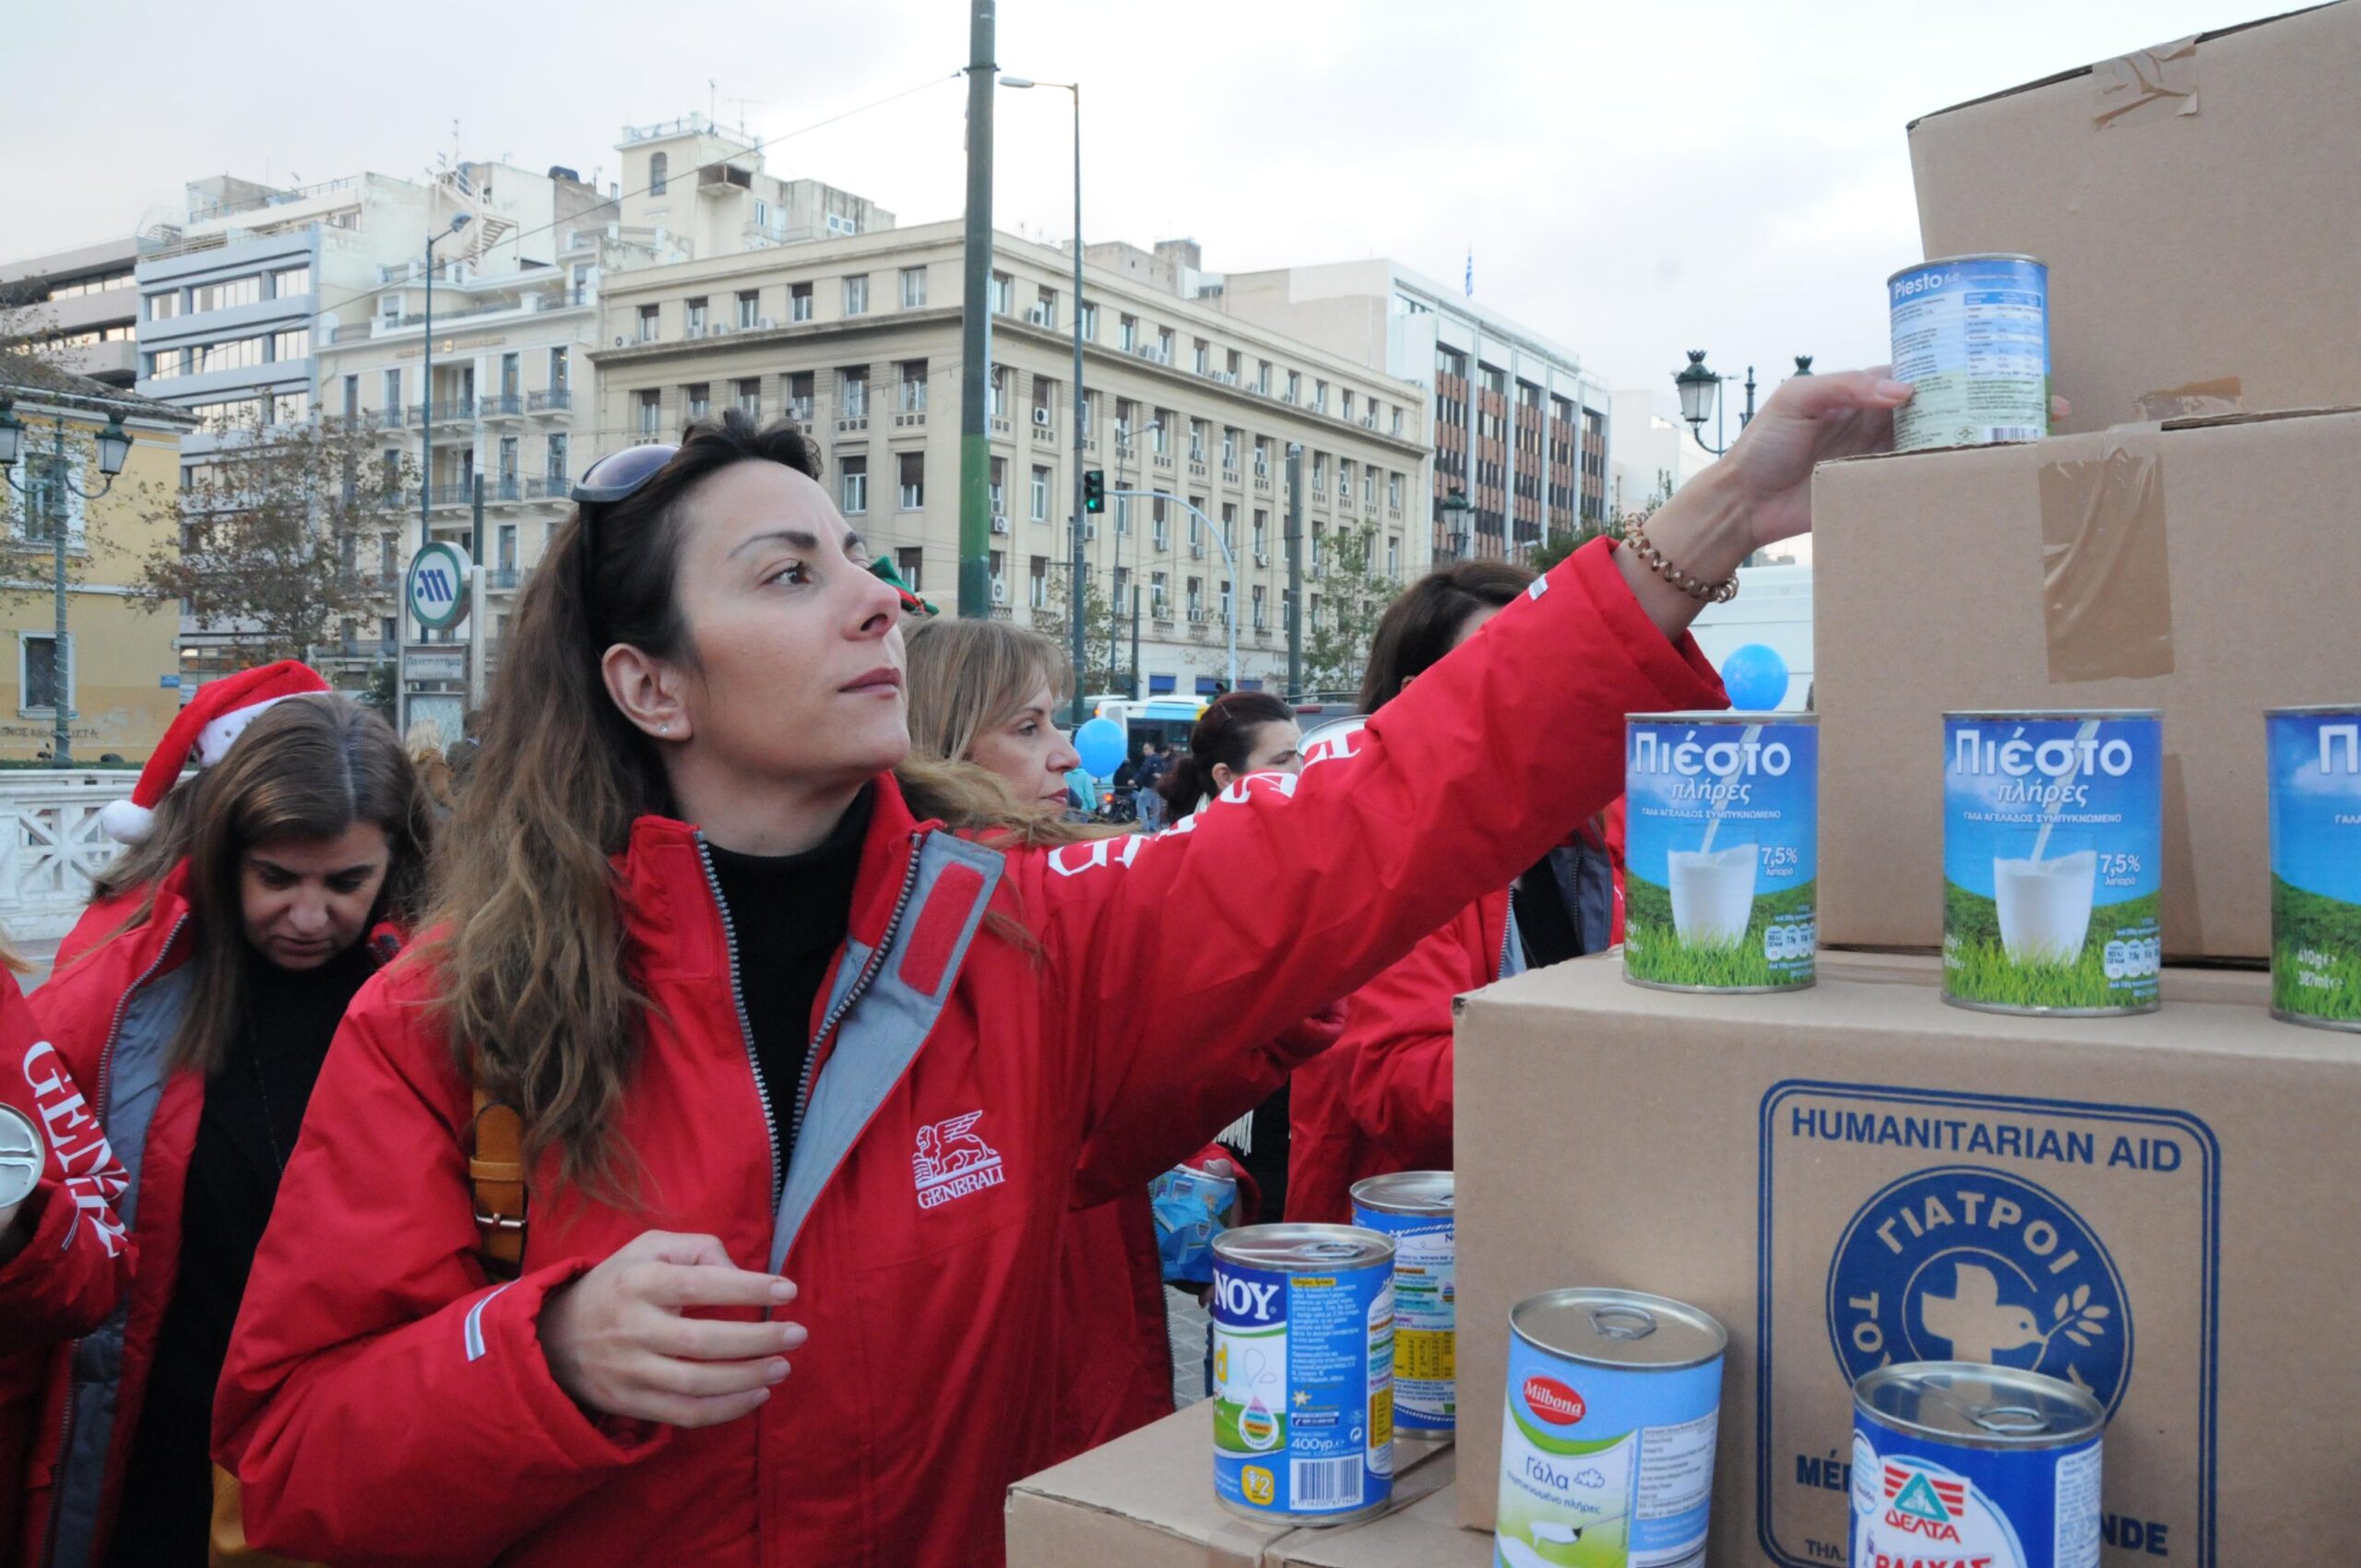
top-left (1624, 712), bottom-right (1819, 993)
top-left (1851, 1360), bottom-right (2103, 1568)
top-left (0, 1104), bottom-right (42, 1212)
top-left (1942, 710), bottom-right (2164, 1016)
top-left (1889, 254), bottom-right (2050, 454)
top-left (1496, 1288), bottom-right (1726, 1568)
top-left (1350, 1171), bottom-right (1454, 1442)
top-left (2267, 706), bottom-right (2361, 1031)
top-left (1210, 1223), bottom-right (1396, 1526)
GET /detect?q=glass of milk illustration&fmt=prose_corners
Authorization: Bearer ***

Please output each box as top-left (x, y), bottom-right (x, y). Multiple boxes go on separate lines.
top-left (1668, 840), bottom-right (1757, 947)
top-left (1993, 828), bottom-right (2095, 966)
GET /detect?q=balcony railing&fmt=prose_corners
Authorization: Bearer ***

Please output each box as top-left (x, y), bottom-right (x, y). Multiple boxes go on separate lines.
top-left (487, 567), bottom-right (525, 590)
top-left (410, 399), bottom-right (475, 425)
top-left (481, 393), bottom-right (524, 419)
top-left (425, 478), bottom-right (523, 508)
top-left (528, 476), bottom-right (570, 500)
top-left (528, 388), bottom-right (572, 413)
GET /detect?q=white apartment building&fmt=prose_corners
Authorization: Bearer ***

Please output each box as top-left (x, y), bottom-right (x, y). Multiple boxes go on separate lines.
top-left (613, 114), bottom-right (893, 258)
top-left (587, 222), bottom-right (1430, 698)
top-left (0, 237), bottom-right (142, 386)
top-left (1217, 260), bottom-right (1611, 564)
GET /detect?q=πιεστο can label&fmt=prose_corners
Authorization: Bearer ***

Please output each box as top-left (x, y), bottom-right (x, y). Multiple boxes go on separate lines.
top-left (1943, 714), bottom-right (2162, 1014)
top-left (2267, 709), bottom-right (2361, 1030)
top-left (1625, 718), bottom-right (1818, 992)
top-left (1890, 255), bottom-right (2050, 453)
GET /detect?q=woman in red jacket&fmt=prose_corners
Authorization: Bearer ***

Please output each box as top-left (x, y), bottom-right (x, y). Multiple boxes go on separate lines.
top-left (15, 679), bottom-right (432, 1568)
top-left (218, 374), bottom-right (1909, 1568)
top-left (1287, 560), bottom-right (1634, 1224)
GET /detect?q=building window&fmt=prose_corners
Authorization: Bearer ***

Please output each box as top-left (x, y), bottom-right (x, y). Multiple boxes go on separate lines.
top-left (789, 371), bottom-right (814, 423)
top-left (685, 384), bottom-right (710, 422)
top-left (1186, 577), bottom-right (1203, 619)
top-left (1388, 472), bottom-right (1403, 510)
top-left (636, 303), bottom-right (659, 342)
top-left (147, 348), bottom-right (183, 381)
top-left (1254, 438), bottom-right (1270, 476)
top-left (1078, 301), bottom-right (1097, 341)
top-left (840, 368), bottom-right (868, 419)
top-left (549, 348), bottom-right (569, 393)
top-left (271, 327), bottom-right (310, 361)
top-left (1152, 417), bottom-right (1170, 457)
top-left (1152, 499), bottom-right (1170, 552)
top-left (1193, 339), bottom-right (1211, 375)
top-left (990, 272), bottom-right (1014, 315)
top-left (1286, 370), bottom-right (1301, 404)
top-left (271, 265), bottom-right (312, 297)
top-left (1189, 421), bottom-right (1207, 461)
top-left (1386, 535), bottom-right (1400, 577)
top-left (897, 547), bottom-right (923, 591)
top-left (843, 275), bottom-right (869, 315)
top-left (1030, 466), bottom-right (1050, 522)
top-left (1151, 572), bottom-right (1168, 617)
top-left (1221, 427), bottom-right (1238, 469)
top-left (1220, 503), bottom-right (1238, 550)
top-left (1029, 556), bottom-right (1050, 610)
top-left (648, 151), bottom-right (669, 194)
top-left (897, 451), bottom-right (924, 510)
top-left (898, 360), bottom-right (928, 412)
top-left (1031, 287), bottom-right (1057, 328)
top-left (1392, 405), bottom-right (1405, 435)
top-left (547, 434), bottom-right (569, 482)
top-left (738, 290), bottom-right (761, 328)
top-left (14, 451), bottom-right (85, 546)
top-left (1119, 315), bottom-right (1138, 352)
top-left (736, 378), bottom-right (762, 418)
top-left (18, 634), bottom-right (70, 717)
top-left (840, 457), bottom-right (868, 514)
top-left (146, 291), bottom-right (181, 321)
top-left (1252, 510), bottom-right (1268, 555)
top-left (341, 374), bottom-right (359, 420)
top-left (989, 457), bottom-right (1007, 517)
top-left (271, 390), bottom-right (309, 426)
top-left (1157, 327), bottom-right (1174, 362)
top-left (790, 281), bottom-right (814, 322)
top-left (1257, 361), bottom-right (1273, 395)
top-left (636, 388), bottom-right (662, 436)
top-left (1252, 585), bottom-right (1267, 629)
top-left (685, 298), bottom-right (707, 335)
top-left (1032, 377), bottom-right (1055, 430)
top-left (1314, 380), bottom-right (1329, 413)
top-left (900, 267), bottom-right (927, 309)
top-left (192, 275), bottom-right (262, 313)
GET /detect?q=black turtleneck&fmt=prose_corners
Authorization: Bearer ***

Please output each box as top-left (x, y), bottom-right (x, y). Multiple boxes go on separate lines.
top-left (704, 787), bottom-right (873, 1170)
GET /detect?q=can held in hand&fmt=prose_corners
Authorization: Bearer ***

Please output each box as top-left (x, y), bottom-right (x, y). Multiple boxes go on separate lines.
top-left (1350, 1171), bottom-right (1454, 1442)
top-left (1851, 1360), bottom-right (2103, 1568)
top-left (1210, 1223), bottom-right (1395, 1526)
top-left (2267, 706), bottom-right (2361, 1031)
top-left (1624, 713), bottom-right (1819, 992)
top-left (1889, 254), bottom-right (2050, 453)
top-left (0, 1104), bottom-right (42, 1212)
top-left (1943, 711), bottom-right (2163, 1016)
top-left (1495, 1288), bottom-right (1726, 1568)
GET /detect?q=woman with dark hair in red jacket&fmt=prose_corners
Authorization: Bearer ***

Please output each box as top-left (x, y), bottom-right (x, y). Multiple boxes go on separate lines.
top-left (12, 678), bottom-right (433, 1568)
top-left (216, 374), bottom-right (1912, 1568)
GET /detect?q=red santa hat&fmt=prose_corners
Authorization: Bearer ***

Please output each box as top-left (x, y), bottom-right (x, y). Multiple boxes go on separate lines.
top-left (100, 661), bottom-right (333, 845)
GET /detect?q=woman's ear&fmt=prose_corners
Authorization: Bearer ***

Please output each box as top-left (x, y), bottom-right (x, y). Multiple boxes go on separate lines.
top-left (1209, 762), bottom-right (1237, 795)
top-left (601, 644), bottom-right (692, 742)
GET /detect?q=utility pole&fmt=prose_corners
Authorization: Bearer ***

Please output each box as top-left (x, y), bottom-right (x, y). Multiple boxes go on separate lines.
top-left (1065, 85), bottom-right (1087, 724)
top-left (1285, 442), bottom-right (1304, 701)
top-left (956, 1), bottom-right (997, 618)
top-left (1127, 585), bottom-right (1141, 700)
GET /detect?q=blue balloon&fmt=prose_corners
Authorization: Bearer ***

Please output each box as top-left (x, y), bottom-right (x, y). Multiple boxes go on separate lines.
top-left (1720, 643), bottom-right (1790, 712)
top-left (1074, 717), bottom-right (1128, 779)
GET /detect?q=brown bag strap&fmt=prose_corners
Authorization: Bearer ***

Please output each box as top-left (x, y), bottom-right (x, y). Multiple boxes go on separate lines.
top-left (208, 1464), bottom-right (318, 1568)
top-left (467, 1084), bottom-right (528, 1281)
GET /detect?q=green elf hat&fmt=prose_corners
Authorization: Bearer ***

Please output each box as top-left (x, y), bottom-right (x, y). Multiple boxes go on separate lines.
top-left (868, 556), bottom-right (940, 617)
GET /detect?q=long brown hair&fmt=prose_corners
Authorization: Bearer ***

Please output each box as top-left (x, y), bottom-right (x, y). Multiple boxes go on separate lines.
top-left (421, 412), bottom-right (828, 1194)
top-left (1159, 691), bottom-right (1296, 814)
top-left (1356, 560), bottom-right (1533, 712)
top-left (90, 695), bottom-right (432, 1075)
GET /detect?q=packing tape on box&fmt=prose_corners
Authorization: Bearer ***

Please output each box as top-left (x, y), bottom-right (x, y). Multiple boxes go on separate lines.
top-left (2094, 33), bottom-right (2201, 129)
top-left (2035, 442), bottom-right (2176, 682)
top-left (2136, 375), bottom-right (2244, 422)
top-left (1203, 1520), bottom-right (1275, 1568)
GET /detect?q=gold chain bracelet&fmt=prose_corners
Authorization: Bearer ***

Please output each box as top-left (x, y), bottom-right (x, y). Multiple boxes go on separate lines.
top-left (1619, 515), bottom-right (1740, 603)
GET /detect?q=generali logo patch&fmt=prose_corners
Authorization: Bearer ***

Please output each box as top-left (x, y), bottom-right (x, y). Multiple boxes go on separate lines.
top-left (911, 1111), bottom-right (1004, 1210)
top-left (1524, 1375), bottom-right (1586, 1425)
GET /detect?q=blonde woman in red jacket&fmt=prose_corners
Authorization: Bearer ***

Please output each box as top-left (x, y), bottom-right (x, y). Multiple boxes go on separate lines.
top-left (218, 375), bottom-right (1911, 1568)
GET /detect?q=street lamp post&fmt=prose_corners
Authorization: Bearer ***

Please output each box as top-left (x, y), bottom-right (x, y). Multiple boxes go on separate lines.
top-left (1675, 351), bottom-right (1810, 456)
top-left (0, 397), bottom-right (134, 766)
top-left (1435, 487), bottom-right (1475, 561)
top-left (1110, 488), bottom-right (1235, 692)
top-left (999, 75), bottom-right (1090, 724)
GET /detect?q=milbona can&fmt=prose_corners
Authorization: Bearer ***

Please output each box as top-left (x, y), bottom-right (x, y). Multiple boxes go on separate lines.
top-left (1851, 1361), bottom-right (2103, 1568)
top-left (2267, 707), bottom-right (2361, 1031)
top-left (1624, 713), bottom-right (1818, 992)
top-left (1211, 1224), bottom-right (1394, 1526)
top-left (1889, 254), bottom-right (2050, 454)
top-left (1351, 1171), bottom-right (1454, 1442)
top-left (1496, 1289), bottom-right (1726, 1568)
top-left (1943, 711), bottom-right (2163, 1016)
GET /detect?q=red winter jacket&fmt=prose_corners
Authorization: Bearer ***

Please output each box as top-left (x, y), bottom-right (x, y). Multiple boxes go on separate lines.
top-left (1288, 790), bottom-right (1647, 1224)
top-left (8, 869), bottom-right (400, 1568)
top-left (214, 540), bottom-right (1720, 1568)
top-left (0, 968), bottom-right (134, 1561)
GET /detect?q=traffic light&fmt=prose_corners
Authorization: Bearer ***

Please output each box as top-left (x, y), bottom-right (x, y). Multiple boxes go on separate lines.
top-left (1082, 469), bottom-right (1106, 514)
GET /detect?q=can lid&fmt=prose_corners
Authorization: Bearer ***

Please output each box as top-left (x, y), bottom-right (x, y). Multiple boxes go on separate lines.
top-left (1893, 254), bottom-right (2047, 277)
top-left (1212, 1221), bottom-right (1394, 1272)
top-left (1855, 1361), bottom-right (2104, 1449)
top-left (1943, 707), bottom-right (2161, 721)
top-left (0, 1103), bottom-right (43, 1211)
top-left (1510, 1288), bottom-right (1726, 1370)
top-left (1628, 711), bottom-right (1816, 726)
top-left (1350, 1170), bottom-right (1454, 1217)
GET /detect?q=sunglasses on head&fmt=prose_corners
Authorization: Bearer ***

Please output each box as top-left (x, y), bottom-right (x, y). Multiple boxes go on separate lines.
top-left (570, 444), bottom-right (677, 640)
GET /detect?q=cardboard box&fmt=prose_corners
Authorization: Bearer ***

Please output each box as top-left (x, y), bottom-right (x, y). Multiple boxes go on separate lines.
top-left (1906, 2), bottom-right (2361, 433)
top-left (1004, 1405), bottom-right (1455, 1568)
top-left (1451, 950), bottom-right (2361, 1568)
top-left (1266, 1486), bottom-right (1492, 1568)
top-left (1812, 407), bottom-right (2361, 959)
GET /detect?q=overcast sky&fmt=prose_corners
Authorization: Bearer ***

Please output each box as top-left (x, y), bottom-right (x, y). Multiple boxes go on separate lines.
top-left (7, 0), bottom-right (2244, 413)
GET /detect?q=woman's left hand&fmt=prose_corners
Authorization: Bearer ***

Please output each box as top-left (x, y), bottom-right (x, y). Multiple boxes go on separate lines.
top-left (1720, 368), bottom-right (1913, 549)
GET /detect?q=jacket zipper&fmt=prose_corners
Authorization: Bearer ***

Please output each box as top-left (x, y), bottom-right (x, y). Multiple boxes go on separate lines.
top-left (45, 913), bottom-right (187, 1568)
top-left (787, 833), bottom-right (925, 1155)
top-left (694, 837), bottom-right (786, 1208)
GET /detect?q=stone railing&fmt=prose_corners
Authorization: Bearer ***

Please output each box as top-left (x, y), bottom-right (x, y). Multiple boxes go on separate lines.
top-left (0, 771), bottom-right (138, 944)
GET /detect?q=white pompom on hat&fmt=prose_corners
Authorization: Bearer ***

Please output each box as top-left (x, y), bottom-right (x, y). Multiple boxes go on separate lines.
top-left (99, 660), bottom-right (333, 845)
